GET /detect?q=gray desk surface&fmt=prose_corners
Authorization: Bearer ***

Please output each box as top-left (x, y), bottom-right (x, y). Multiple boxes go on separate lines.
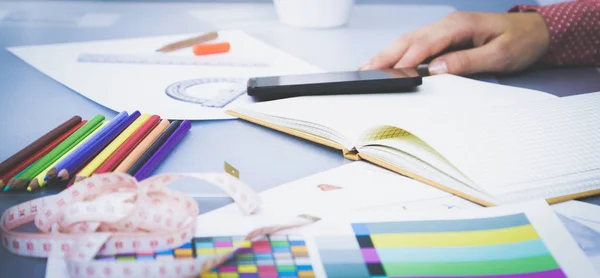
top-left (1, 0), bottom-right (600, 276)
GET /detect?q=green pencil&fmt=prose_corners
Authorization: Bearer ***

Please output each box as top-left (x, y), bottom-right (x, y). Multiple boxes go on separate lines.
top-left (7, 114), bottom-right (105, 189)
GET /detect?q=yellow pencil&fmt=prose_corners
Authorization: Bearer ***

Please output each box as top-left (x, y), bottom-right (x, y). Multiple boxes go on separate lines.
top-left (114, 119), bottom-right (170, 173)
top-left (76, 114), bottom-right (151, 179)
top-left (27, 121), bottom-right (110, 192)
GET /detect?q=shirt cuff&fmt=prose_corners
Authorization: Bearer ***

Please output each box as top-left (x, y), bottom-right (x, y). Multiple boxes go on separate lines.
top-left (509, 2), bottom-right (600, 66)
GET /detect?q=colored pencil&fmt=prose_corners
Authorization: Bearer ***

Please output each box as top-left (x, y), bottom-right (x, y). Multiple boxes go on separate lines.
top-left (2, 121), bottom-right (86, 191)
top-left (53, 111), bottom-right (137, 181)
top-left (3, 165), bottom-right (32, 192)
top-left (0, 120), bottom-right (85, 190)
top-left (156, 31), bottom-right (218, 52)
top-left (95, 115), bottom-right (160, 174)
top-left (75, 113), bottom-right (150, 181)
top-left (113, 119), bottom-right (170, 173)
top-left (0, 116), bottom-right (82, 177)
top-left (114, 119), bottom-right (170, 173)
top-left (134, 120), bottom-right (191, 181)
top-left (7, 115), bottom-right (104, 189)
top-left (27, 121), bottom-right (110, 192)
top-left (126, 120), bottom-right (182, 176)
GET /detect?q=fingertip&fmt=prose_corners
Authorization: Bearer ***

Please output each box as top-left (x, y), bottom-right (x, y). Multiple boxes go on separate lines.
top-left (428, 59), bottom-right (448, 75)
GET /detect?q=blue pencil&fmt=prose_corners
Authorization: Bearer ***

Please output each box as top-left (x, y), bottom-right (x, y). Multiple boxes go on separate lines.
top-left (134, 120), bottom-right (191, 181)
top-left (51, 111), bottom-right (139, 181)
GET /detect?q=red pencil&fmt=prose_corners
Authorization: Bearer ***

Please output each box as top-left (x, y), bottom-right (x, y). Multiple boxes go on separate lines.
top-left (94, 115), bottom-right (160, 174)
top-left (0, 120), bottom-right (87, 188)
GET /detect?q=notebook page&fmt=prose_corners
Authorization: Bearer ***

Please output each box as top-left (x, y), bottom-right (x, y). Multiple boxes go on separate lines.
top-left (358, 146), bottom-right (501, 205)
top-left (231, 74), bottom-right (556, 149)
top-left (380, 92), bottom-right (600, 203)
top-left (357, 125), bottom-right (479, 190)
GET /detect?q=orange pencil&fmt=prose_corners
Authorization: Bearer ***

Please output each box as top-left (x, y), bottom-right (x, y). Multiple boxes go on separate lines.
top-left (114, 119), bottom-right (170, 173)
top-left (193, 42), bottom-right (230, 56)
top-left (94, 115), bottom-right (160, 174)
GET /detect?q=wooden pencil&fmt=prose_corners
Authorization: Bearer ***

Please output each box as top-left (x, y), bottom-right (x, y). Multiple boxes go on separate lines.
top-left (126, 120), bottom-right (182, 177)
top-left (19, 115), bottom-right (105, 182)
top-left (54, 111), bottom-right (134, 182)
top-left (75, 113), bottom-right (148, 181)
top-left (27, 121), bottom-right (110, 192)
top-left (1, 120), bottom-right (86, 191)
top-left (0, 116), bottom-right (82, 177)
top-left (114, 119), bottom-right (170, 173)
top-left (134, 120), bottom-right (191, 181)
top-left (94, 115), bottom-right (160, 174)
top-left (156, 31), bottom-right (218, 52)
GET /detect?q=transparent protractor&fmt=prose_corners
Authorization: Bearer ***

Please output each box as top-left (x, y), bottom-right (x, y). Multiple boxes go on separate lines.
top-left (165, 77), bottom-right (247, 108)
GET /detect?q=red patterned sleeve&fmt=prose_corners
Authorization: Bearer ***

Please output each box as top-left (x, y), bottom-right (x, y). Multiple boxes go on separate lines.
top-left (509, 0), bottom-right (600, 66)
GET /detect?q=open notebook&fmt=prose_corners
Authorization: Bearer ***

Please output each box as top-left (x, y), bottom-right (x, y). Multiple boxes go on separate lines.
top-left (227, 74), bottom-right (600, 206)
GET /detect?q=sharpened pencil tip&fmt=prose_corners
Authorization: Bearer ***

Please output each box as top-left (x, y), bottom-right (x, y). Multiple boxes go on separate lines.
top-left (45, 168), bottom-right (57, 181)
top-left (58, 169), bottom-right (69, 180)
top-left (3, 185), bottom-right (9, 192)
top-left (28, 179), bottom-right (40, 192)
top-left (10, 179), bottom-right (28, 190)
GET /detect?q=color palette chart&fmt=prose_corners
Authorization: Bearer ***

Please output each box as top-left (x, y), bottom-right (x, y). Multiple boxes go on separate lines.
top-left (94, 235), bottom-right (315, 278)
top-left (315, 213), bottom-right (568, 278)
top-left (196, 235), bottom-right (314, 278)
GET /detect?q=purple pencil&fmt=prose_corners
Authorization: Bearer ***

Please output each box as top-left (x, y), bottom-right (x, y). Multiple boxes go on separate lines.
top-left (55, 111), bottom-right (140, 181)
top-left (134, 120), bottom-right (191, 181)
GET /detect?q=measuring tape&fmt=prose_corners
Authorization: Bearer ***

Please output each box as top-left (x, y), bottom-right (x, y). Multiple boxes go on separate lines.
top-left (77, 53), bottom-right (271, 68)
top-left (165, 77), bottom-right (248, 108)
top-left (1, 172), bottom-right (319, 277)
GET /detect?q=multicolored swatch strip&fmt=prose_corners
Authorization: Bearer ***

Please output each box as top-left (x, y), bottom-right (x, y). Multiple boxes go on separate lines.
top-left (196, 235), bottom-right (314, 278)
top-left (316, 213), bottom-right (568, 278)
top-left (95, 235), bottom-right (315, 278)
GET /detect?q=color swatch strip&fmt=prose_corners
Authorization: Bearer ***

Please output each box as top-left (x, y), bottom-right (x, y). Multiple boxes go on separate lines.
top-left (196, 235), bottom-right (315, 278)
top-left (94, 235), bottom-right (316, 278)
top-left (317, 213), bottom-right (568, 278)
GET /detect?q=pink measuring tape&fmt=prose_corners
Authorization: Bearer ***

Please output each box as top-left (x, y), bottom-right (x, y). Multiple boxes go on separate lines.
top-left (1, 172), bottom-right (315, 277)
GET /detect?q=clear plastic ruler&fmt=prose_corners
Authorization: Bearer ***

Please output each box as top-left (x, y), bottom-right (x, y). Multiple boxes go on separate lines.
top-left (77, 53), bottom-right (270, 68)
top-left (165, 77), bottom-right (248, 108)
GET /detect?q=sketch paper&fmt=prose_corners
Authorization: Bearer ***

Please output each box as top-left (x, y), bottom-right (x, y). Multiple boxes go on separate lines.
top-left (7, 29), bottom-right (323, 120)
top-left (193, 161), bottom-right (480, 235)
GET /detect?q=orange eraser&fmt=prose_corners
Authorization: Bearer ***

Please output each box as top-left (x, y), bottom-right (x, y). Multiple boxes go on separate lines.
top-left (193, 42), bottom-right (231, 56)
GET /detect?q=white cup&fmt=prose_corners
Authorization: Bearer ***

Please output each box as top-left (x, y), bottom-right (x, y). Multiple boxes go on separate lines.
top-left (273, 0), bottom-right (355, 28)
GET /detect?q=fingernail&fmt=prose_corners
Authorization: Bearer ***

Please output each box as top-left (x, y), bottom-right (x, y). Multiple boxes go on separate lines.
top-left (428, 60), bottom-right (448, 74)
top-left (359, 62), bottom-right (371, 70)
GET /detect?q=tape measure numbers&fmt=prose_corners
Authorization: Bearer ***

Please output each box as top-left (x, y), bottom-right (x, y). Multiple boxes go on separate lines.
top-left (165, 77), bottom-right (248, 108)
top-left (77, 53), bottom-right (270, 68)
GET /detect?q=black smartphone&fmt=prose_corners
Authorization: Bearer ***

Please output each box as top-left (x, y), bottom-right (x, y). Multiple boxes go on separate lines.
top-left (246, 68), bottom-right (423, 101)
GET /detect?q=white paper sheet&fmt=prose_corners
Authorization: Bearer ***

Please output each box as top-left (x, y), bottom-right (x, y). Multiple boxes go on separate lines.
top-left (192, 200), bottom-right (597, 278)
top-left (234, 74), bottom-right (557, 150)
top-left (7, 29), bottom-right (323, 120)
top-left (553, 200), bottom-right (600, 232)
top-left (193, 161), bottom-right (475, 235)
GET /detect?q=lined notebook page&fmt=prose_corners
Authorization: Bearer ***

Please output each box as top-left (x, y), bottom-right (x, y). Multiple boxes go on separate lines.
top-left (231, 74), bottom-right (556, 150)
top-left (386, 92), bottom-right (600, 202)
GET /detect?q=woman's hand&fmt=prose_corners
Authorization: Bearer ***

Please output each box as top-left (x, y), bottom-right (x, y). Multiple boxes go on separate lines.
top-left (360, 11), bottom-right (551, 75)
